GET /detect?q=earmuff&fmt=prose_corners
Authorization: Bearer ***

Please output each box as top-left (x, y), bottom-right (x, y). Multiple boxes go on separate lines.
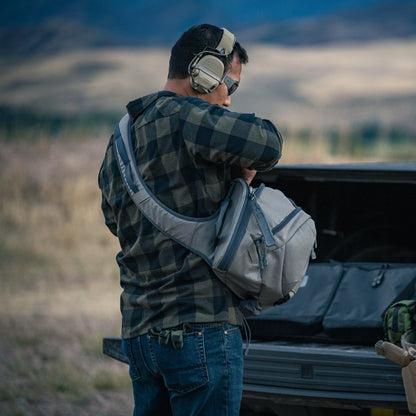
top-left (188, 28), bottom-right (236, 94)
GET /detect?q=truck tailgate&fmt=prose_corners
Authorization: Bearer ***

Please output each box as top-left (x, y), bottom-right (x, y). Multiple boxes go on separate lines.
top-left (242, 340), bottom-right (407, 410)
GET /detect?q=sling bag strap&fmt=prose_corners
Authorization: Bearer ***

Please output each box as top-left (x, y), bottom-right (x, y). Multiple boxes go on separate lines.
top-left (114, 113), bottom-right (233, 265)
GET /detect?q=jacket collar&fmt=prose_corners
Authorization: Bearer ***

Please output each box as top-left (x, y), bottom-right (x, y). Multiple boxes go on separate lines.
top-left (126, 91), bottom-right (176, 121)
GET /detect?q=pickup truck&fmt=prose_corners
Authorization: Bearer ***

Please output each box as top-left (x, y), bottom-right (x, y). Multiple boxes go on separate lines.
top-left (103, 162), bottom-right (416, 415)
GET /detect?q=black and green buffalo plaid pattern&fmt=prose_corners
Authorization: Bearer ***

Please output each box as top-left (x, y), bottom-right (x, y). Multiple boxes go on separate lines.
top-left (98, 91), bottom-right (283, 339)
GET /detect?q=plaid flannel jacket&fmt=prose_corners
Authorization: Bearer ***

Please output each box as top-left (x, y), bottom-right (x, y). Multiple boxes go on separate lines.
top-left (98, 91), bottom-right (283, 339)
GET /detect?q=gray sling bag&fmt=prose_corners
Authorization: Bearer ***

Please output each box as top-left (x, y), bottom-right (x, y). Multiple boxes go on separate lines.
top-left (114, 114), bottom-right (317, 315)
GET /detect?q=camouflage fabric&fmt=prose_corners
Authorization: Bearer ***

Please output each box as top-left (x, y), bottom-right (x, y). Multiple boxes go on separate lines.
top-left (98, 91), bottom-right (283, 339)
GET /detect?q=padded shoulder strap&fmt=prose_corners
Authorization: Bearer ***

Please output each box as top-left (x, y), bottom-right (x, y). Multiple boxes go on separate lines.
top-left (114, 114), bottom-right (218, 265)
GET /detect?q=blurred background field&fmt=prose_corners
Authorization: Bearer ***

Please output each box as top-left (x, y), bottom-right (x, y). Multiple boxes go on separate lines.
top-left (1, 0), bottom-right (415, 415)
top-left (0, 138), bottom-right (133, 415)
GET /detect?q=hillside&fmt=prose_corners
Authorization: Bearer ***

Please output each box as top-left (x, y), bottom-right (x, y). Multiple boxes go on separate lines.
top-left (1, 39), bottom-right (415, 135)
top-left (239, 0), bottom-right (416, 45)
top-left (1, 0), bottom-right (415, 57)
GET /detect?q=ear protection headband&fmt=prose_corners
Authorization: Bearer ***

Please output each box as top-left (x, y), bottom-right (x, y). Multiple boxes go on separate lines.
top-left (188, 28), bottom-right (236, 94)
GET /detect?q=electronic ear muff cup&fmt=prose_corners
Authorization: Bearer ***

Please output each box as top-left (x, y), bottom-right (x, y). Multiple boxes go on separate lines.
top-left (190, 55), bottom-right (225, 94)
top-left (188, 27), bottom-right (236, 95)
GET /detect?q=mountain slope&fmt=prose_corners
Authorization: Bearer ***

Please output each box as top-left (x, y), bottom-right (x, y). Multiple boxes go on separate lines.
top-left (1, 0), bottom-right (415, 58)
top-left (239, 0), bottom-right (416, 45)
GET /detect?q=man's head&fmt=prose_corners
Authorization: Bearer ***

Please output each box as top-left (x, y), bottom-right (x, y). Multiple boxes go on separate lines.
top-left (166, 24), bottom-right (248, 107)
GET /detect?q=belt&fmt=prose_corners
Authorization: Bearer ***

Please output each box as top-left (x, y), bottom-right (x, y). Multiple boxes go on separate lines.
top-left (148, 322), bottom-right (226, 350)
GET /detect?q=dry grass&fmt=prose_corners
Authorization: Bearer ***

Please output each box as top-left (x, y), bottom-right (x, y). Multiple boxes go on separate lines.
top-left (0, 138), bottom-right (133, 416)
top-left (234, 39), bottom-right (416, 134)
top-left (0, 39), bottom-right (415, 133)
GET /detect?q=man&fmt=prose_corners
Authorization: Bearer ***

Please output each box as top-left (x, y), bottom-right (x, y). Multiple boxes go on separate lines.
top-left (98, 24), bottom-right (283, 416)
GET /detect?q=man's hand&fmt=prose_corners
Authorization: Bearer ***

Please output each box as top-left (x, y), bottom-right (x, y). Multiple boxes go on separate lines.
top-left (242, 168), bottom-right (256, 185)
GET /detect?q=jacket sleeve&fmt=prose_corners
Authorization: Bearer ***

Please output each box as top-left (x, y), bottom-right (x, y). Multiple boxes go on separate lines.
top-left (98, 138), bottom-right (119, 237)
top-left (181, 98), bottom-right (283, 171)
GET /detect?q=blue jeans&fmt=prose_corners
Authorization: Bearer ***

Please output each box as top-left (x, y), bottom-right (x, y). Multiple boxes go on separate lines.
top-left (122, 323), bottom-right (243, 416)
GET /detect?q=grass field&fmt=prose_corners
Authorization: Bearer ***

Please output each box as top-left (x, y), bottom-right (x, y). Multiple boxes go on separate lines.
top-left (0, 38), bottom-right (415, 415)
top-left (0, 139), bottom-right (133, 415)
top-left (1, 39), bottom-right (415, 133)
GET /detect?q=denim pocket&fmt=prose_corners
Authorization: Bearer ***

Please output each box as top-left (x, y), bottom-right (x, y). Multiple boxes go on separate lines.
top-left (122, 338), bottom-right (142, 382)
top-left (149, 331), bottom-right (209, 393)
top-left (223, 326), bottom-right (243, 370)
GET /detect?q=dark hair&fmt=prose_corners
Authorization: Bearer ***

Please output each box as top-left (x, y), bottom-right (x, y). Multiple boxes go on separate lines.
top-left (168, 24), bottom-right (248, 80)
